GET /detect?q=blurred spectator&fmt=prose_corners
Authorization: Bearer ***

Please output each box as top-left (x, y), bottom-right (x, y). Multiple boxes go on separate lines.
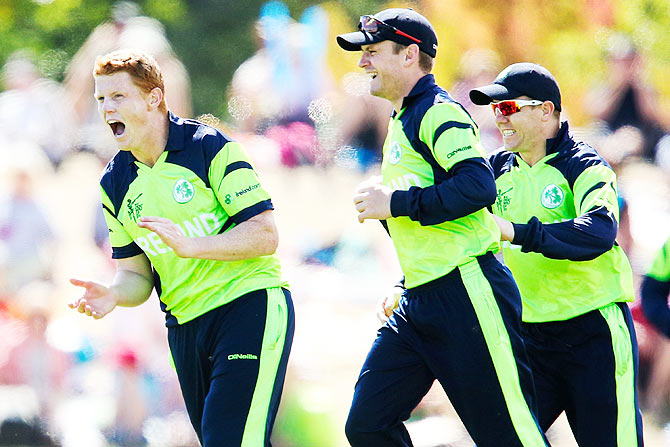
top-left (105, 347), bottom-right (149, 447)
top-left (64, 1), bottom-right (192, 162)
top-left (0, 51), bottom-right (75, 167)
top-left (0, 169), bottom-right (55, 294)
top-left (585, 33), bottom-right (668, 162)
top-left (229, 2), bottom-right (333, 167)
top-left (0, 282), bottom-right (69, 423)
top-left (450, 48), bottom-right (503, 152)
top-left (336, 73), bottom-right (392, 170)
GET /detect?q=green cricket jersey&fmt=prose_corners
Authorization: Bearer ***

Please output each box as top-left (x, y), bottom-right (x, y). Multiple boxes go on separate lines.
top-left (383, 75), bottom-right (500, 288)
top-left (489, 122), bottom-right (634, 322)
top-left (648, 237), bottom-right (670, 282)
top-left (101, 112), bottom-right (286, 326)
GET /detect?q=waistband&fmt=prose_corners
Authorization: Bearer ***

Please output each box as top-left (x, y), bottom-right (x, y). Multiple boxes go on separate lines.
top-left (408, 252), bottom-right (496, 294)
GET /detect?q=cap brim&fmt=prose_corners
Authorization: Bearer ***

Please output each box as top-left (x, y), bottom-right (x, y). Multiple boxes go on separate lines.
top-left (336, 31), bottom-right (384, 51)
top-left (469, 83), bottom-right (523, 105)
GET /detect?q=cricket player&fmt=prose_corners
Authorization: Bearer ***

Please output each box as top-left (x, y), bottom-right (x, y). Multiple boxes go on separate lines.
top-left (469, 62), bottom-right (643, 446)
top-left (337, 9), bottom-right (548, 447)
top-left (69, 49), bottom-right (294, 447)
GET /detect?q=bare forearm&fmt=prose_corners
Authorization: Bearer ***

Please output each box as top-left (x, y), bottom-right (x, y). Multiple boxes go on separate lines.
top-left (111, 269), bottom-right (154, 307)
top-left (186, 219), bottom-right (278, 261)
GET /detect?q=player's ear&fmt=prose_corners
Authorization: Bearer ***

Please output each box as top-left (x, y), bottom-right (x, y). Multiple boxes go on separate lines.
top-left (541, 101), bottom-right (555, 121)
top-left (148, 87), bottom-right (163, 111)
top-left (404, 44), bottom-right (420, 66)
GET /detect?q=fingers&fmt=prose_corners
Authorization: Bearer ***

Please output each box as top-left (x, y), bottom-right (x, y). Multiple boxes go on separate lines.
top-left (376, 297), bottom-right (390, 323)
top-left (68, 298), bottom-right (104, 318)
top-left (139, 216), bottom-right (171, 224)
top-left (70, 278), bottom-right (93, 289)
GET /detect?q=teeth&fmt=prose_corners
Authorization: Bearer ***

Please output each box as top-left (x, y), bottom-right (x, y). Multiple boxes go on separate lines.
top-left (502, 129), bottom-right (515, 137)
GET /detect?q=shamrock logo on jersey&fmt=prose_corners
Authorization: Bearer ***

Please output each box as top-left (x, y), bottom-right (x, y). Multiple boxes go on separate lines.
top-left (389, 142), bottom-right (402, 165)
top-left (541, 184), bottom-right (564, 209)
top-left (173, 179), bottom-right (195, 204)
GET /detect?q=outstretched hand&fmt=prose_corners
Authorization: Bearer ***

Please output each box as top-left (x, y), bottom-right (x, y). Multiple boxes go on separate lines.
top-left (68, 278), bottom-right (118, 319)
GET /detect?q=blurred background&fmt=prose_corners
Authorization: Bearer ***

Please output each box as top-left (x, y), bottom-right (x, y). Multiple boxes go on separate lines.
top-left (0, 0), bottom-right (670, 446)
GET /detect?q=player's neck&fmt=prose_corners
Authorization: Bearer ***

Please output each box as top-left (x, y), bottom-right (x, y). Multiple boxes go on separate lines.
top-left (130, 112), bottom-right (169, 167)
top-left (392, 70), bottom-right (426, 113)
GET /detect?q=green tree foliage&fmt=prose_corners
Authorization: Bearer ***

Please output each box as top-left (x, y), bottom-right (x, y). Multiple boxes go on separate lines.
top-left (1, 0), bottom-right (668, 125)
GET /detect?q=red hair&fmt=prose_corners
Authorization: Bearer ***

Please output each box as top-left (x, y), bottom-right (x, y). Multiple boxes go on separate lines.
top-left (94, 49), bottom-right (167, 112)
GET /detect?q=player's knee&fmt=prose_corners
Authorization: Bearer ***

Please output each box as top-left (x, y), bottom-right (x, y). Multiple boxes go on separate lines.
top-left (345, 407), bottom-right (375, 446)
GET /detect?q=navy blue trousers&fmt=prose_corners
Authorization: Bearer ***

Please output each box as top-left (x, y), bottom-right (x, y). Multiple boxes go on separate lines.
top-left (346, 253), bottom-right (548, 447)
top-left (167, 287), bottom-right (294, 447)
top-left (522, 302), bottom-right (644, 446)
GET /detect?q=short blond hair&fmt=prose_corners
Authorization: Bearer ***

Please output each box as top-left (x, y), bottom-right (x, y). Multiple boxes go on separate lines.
top-left (94, 49), bottom-right (167, 112)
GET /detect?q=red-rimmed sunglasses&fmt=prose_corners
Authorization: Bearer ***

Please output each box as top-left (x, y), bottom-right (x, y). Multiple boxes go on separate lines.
top-left (358, 15), bottom-right (422, 45)
top-left (491, 99), bottom-right (543, 116)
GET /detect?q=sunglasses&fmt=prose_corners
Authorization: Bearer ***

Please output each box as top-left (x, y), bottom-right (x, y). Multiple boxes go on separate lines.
top-left (358, 15), bottom-right (422, 45)
top-left (491, 99), bottom-right (543, 116)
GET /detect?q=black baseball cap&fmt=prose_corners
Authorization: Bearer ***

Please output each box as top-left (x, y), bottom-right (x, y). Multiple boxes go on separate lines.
top-left (469, 62), bottom-right (562, 112)
top-left (337, 8), bottom-right (438, 58)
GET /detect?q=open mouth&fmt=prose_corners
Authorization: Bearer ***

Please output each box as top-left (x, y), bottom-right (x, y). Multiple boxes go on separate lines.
top-left (108, 120), bottom-right (126, 137)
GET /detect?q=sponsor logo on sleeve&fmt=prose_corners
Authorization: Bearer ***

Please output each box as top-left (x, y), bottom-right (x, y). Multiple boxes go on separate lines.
top-left (446, 145), bottom-right (472, 159)
top-left (235, 183), bottom-right (260, 197)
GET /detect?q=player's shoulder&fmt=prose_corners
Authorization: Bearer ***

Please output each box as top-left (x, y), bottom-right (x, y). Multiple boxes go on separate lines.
top-left (100, 150), bottom-right (134, 188)
top-left (488, 147), bottom-right (516, 177)
top-left (100, 151), bottom-right (137, 213)
top-left (177, 116), bottom-right (234, 155)
top-left (548, 123), bottom-right (613, 187)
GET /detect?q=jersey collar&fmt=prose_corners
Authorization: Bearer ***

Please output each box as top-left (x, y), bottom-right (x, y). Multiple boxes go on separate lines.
top-left (164, 111), bottom-right (186, 152)
top-left (120, 111), bottom-right (183, 165)
top-left (399, 74), bottom-right (437, 112)
top-left (545, 121), bottom-right (570, 155)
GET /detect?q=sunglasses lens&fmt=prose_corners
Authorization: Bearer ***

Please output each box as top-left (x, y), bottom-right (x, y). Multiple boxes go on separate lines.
top-left (359, 16), bottom-right (379, 33)
top-left (493, 101), bottom-right (519, 116)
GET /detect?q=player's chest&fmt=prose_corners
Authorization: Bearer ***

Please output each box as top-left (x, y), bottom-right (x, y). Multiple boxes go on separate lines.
top-left (494, 163), bottom-right (576, 223)
top-left (119, 164), bottom-right (218, 229)
top-left (381, 121), bottom-right (434, 190)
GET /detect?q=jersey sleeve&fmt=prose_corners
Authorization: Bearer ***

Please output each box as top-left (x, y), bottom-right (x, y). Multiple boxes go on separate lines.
top-left (389, 103), bottom-right (496, 225)
top-left (419, 102), bottom-right (487, 170)
top-left (648, 237), bottom-right (670, 282)
top-left (641, 238), bottom-right (670, 337)
top-left (208, 141), bottom-right (274, 225)
top-left (572, 164), bottom-right (620, 218)
top-left (100, 185), bottom-right (143, 259)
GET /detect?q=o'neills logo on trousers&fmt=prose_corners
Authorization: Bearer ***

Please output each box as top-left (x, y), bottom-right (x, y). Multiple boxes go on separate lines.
top-left (228, 354), bottom-right (258, 360)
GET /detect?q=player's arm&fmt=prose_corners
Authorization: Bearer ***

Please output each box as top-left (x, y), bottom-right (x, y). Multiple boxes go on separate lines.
top-left (641, 275), bottom-right (670, 338)
top-left (138, 210), bottom-right (278, 261)
top-left (390, 158), bottom-right (496, 225)
top-left (69, 253), bottom-right (154, 319)
top-left (507, 164), bottom-right (618, 261)
top-left (640, 239), bottom-right (670, 337)
top-left (390, 103), bottom-right (496, 225)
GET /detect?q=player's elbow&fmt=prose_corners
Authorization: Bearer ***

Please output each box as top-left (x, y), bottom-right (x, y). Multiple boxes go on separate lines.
top-left (258, 223), bottom-right (279, 256)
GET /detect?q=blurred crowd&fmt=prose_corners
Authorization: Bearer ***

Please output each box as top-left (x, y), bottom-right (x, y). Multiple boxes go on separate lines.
top-left (1, 2), bottom-right (670, 446)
